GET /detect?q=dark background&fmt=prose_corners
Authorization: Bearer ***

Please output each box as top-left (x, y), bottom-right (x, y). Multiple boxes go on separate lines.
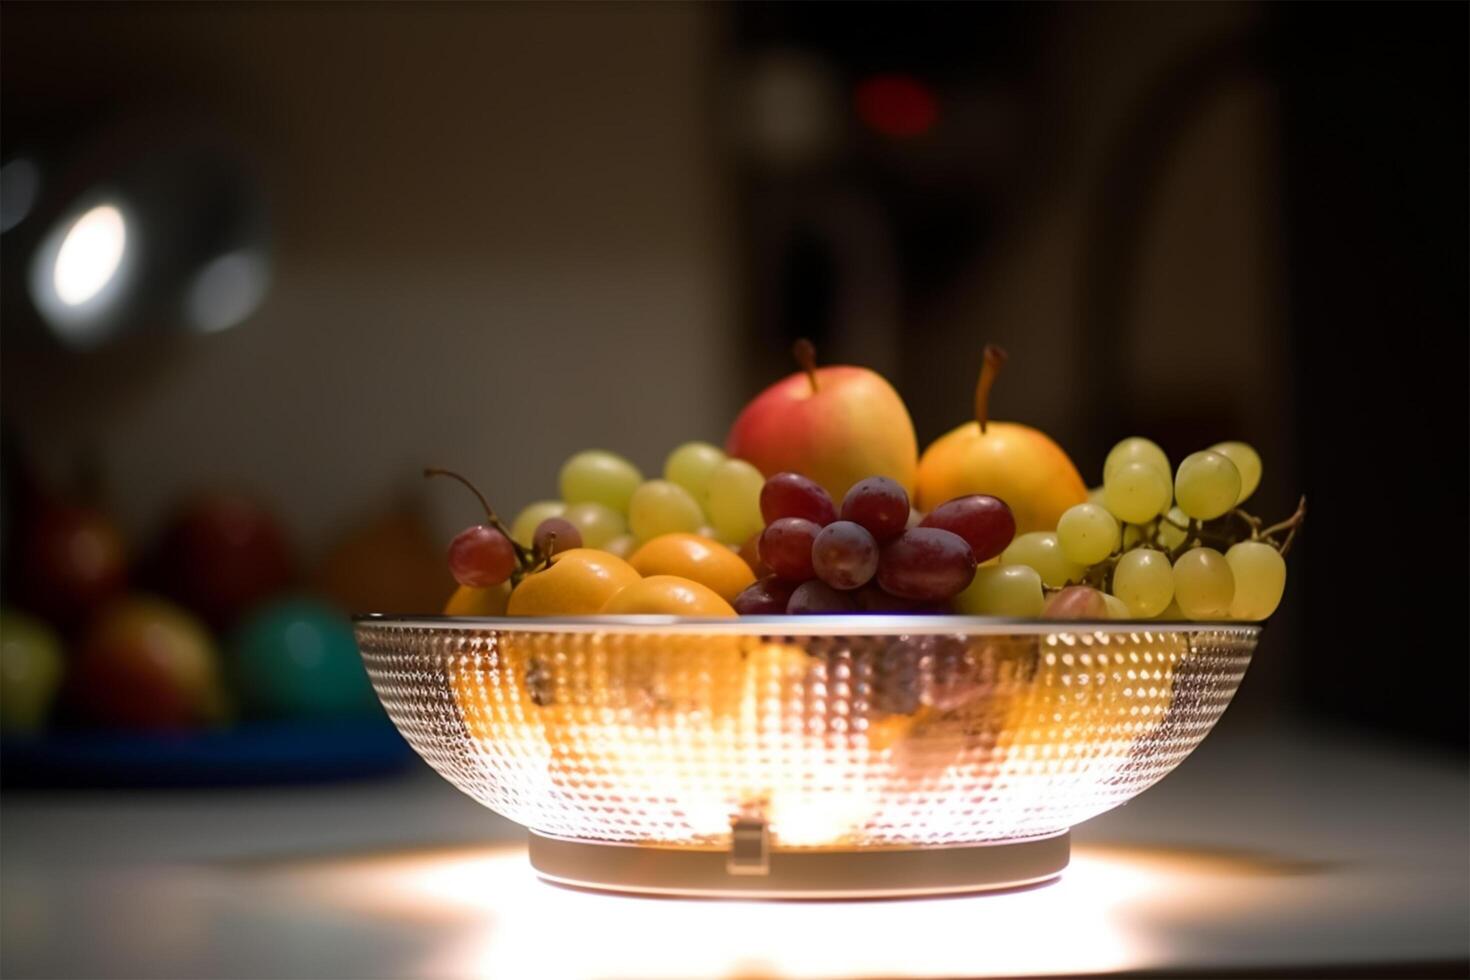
top-left (1, 2), bottom-right (1466, 749)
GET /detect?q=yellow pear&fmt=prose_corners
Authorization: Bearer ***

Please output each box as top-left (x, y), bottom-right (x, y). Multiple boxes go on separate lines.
top-left (916, 346), bottom-right (1087, 533)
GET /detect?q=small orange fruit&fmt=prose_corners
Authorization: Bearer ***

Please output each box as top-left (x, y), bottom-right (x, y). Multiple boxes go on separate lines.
top-left (443, 583), bottom-right (511, 616)
top-left (599, 575), bottom-right (737, 617)
top-left (507, 549), bottom-right (641, 616)
top-left (628, 533), bottom-right (755, 603)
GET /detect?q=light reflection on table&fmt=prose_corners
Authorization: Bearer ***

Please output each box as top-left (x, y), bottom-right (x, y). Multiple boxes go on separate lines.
top-left (262, 842), bottom-right (1270, 979)
top-left (4, 726), bottom-right (1466, 978)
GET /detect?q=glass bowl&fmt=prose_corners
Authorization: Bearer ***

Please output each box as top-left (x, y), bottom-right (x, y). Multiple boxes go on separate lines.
top-left (355, 615), bottom-right (1257, 897)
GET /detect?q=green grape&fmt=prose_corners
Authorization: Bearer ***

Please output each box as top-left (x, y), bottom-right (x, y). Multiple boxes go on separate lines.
top-left (1087, 485), bottom-right (1107, 508)
top-left (627, 480), bottom-right (705, 541)
top-left (1209, 441), bottom-right (1262, 504)
top-left (1000, 531), bottom-right (1084, 588)
top-left (704, 459), bottom-right (766, 544)
top-left (1104, 437), bottom-right (1170, 483)
top-left (1154, 599), bottom-right (1186, 621)
top-left (510, 500), bottom-right (566, 548)
top-left (561, 501), bottom-right (627, 549)
top-left (559, 450), bottom-right (643, 513)
top-left (954, 564), bottom-right (1044, 617)
top-left (1103, 461), bottom-right (1172, 524)
top-left (1158, 506), bottom-right (1190, 550)
top-left (1172, 547), bottom-right (1234, 620)
top-left (1225, 541), bottom-right (1286, 620)
top-left (603, 534), bottom-right (638, 559)
top-left (1101, 593), bottom-right (1132, 620)
top-left (1056, 503), bottom-right (1120, 565)
top-left (1174, 451), bottom-right (1241, 521)
top-left (663, 442), bottom-right (726, 499)
top-left (1112, 548), bottom-right (1173, 617)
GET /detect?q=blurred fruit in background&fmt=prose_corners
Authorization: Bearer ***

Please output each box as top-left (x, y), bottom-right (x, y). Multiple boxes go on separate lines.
top-left (69, 596), bottom-right (229, 731)
top-left (148, 491), bottom-right (294, 630)
top-left (229, 599), bottom-right (379, 719)
top-left (20, 499), bottom-right (128, 627)
top-left (0, 609), bottom-right (64, 733)
top-left (314, 498), bottom-right (454, 614)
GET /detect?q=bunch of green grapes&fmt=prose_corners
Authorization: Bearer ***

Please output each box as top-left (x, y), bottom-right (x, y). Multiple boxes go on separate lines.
top-left (983, 439), bottom-right (1302, 621)
top-left (507, 443), bottom-right (766, 558)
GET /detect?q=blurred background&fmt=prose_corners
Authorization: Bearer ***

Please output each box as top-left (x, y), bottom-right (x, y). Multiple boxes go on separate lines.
top-left (0, 0), bottom-right (1465, 780)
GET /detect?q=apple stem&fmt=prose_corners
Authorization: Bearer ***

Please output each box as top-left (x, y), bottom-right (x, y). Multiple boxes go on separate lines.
top-left (973, 344), bottom-right (1008, 434)
top-left (793, 338), bottom-right (820, 393)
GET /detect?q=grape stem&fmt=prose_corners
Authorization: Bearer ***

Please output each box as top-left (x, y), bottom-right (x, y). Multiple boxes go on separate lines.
top-left (973, 344), bottom-right (1008, 435)
top-left (423, 467), bottom-right (537, 571)
top-left (793, 338), bottom-right (820, 394)
top-left (1166, 519), bottom-right (1204, 561)
top-left (1258, 495), bottom-right (1307, 556)
top-left (1232, 508), bottom-right (1263, 533)
top-left (1071, 495), bottom-right (1307, 593)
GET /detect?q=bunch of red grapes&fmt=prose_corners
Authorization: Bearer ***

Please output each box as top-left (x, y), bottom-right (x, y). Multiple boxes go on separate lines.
top-left (734, 473), bottom-right (1017, 614)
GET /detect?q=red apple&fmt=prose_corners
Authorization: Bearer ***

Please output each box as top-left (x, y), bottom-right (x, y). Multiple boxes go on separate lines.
top-left (725, 341), bottom-right (918, 502)
top-left (69, 595), bottom-right (230, 730)
top-left (20, 502), bottom-right (127, 627)
top-left (150, 492), bottom-right (294, 630)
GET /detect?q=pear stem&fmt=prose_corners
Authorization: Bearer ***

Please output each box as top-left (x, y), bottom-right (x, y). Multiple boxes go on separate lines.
top-left (793, 338), bottom-right (820, 394)
top-left (973, 344), bottom-right (1008, 434)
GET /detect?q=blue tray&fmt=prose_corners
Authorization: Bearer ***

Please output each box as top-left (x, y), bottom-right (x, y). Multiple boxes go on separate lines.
top-left (0, 719), bottom-right (419, 788)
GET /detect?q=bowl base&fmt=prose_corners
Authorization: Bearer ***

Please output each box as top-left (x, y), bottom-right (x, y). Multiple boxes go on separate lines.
top-left (528, 830), bottom-right (1070, 899)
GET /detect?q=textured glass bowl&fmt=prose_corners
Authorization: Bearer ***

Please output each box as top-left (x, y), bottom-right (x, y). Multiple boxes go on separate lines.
top-left (356, 616), bottom-right (1257, 852)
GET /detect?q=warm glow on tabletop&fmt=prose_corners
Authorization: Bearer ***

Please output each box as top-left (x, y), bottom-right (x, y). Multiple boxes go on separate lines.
top-left (255, 839), bottom-right (1376, 979)
top-left (3, 727), bottom-right (1465, 978)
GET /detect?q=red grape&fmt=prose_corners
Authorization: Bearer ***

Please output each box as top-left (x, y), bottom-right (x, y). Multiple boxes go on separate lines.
top-left (787, 579), bottom-right (858, 614)
top-left (758, 517), bottom-right (820, 581)
top-left (811, 520), bottom-right (879, 590)
top-left (877, 527), bottom-right (977, 601)
top-left (448, 525), bottom-right (516, 587)
top-left (920, 495), bottom-right (1016, 563)
top-left (733, 576), bottom-right (798, 614)
top-left (854, 582), bottom-right (950, 614)
top-left (840, 477), bottom-right (910, 542)
top-left (533, 517), bottom-right (582, 558)
top-left (738, 532), bottom-right (771, 578)
top-left (760, 472), bottom-right (837, 526)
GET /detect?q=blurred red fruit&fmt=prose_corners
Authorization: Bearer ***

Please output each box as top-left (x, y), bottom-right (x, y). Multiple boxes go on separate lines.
top-left (150, 492), bottom-right (294, 630)
top-left (21, 502), bottom-right (127, 626)
top-left (70, 595), bottom-right (229, 731)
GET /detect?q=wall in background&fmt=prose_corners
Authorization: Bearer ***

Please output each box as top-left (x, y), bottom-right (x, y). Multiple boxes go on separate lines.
top-left (2, 3), bottom-right (736, 556)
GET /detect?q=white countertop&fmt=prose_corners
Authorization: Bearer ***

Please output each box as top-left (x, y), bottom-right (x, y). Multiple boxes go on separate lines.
top-left (3, 718), bottom-right (1466, 978)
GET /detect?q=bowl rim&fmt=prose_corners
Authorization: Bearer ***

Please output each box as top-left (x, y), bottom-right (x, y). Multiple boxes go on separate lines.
top-left (352, 613), bottom-right (1263, 637)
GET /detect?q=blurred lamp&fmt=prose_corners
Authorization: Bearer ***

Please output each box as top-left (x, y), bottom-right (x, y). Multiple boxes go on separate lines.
top-left (0, 157), bottom-right (42, 234)
top-left (1, 117), bottom-right (271, 351)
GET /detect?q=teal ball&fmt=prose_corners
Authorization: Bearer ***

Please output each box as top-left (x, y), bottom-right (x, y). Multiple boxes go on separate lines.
top-left (230, 599), bottom-right (379, 718)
